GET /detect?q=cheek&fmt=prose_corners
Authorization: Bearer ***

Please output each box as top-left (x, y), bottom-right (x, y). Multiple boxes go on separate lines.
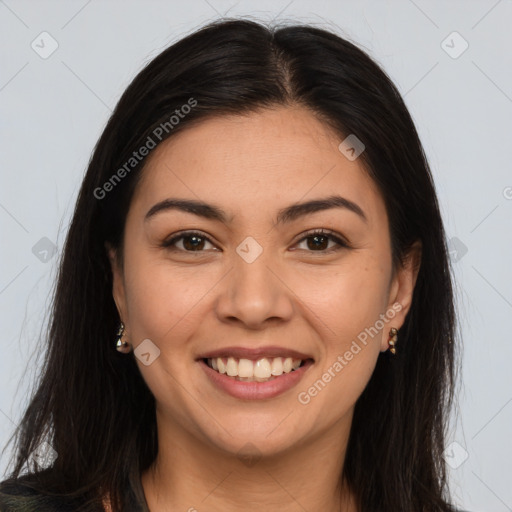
top-left (122, 249), bottom-right (218, 344)
top-left (293, 261), bottom-right (390, 417)
top-left (291, 255), bottom-right (391, 343)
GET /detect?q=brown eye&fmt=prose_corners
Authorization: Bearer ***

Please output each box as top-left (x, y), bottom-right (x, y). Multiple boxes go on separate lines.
top-left (294, 229), bottom-right (349, 253)
top-left (162, 231), bottom-right (216, 252)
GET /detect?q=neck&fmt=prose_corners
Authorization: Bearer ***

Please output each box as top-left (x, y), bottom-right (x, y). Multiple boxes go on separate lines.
top-left (140, 408), bottom-right (358, 512)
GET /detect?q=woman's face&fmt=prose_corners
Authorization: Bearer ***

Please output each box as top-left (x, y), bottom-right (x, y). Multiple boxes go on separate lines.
top-left (108, 106), bottom-right (420, 458)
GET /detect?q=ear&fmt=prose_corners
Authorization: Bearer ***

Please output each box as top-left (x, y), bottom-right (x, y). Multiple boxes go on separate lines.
top-left (380, 240), bottom-right (422, 352)
top-left (105, 242), bottom-right (128, 323)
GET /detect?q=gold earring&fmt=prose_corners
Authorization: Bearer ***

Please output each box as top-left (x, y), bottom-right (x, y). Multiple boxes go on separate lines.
top-left (115, 322), bottom-right (131, 353)
top-left (388, 327), bottom-right (398, 354)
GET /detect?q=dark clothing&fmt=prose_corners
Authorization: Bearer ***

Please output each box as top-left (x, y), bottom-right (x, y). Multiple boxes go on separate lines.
top-left (0, 472), bottom-right (474, 512)
top-left (0, 468), bottom-right (150, 511)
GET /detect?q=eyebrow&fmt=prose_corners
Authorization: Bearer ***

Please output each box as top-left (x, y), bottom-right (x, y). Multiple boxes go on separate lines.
top-left (144, 194), bottom-right (368, 225)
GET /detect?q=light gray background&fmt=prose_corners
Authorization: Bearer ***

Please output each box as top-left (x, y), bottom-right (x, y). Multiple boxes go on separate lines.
top-left (1, 1), bottom-right (511, 510)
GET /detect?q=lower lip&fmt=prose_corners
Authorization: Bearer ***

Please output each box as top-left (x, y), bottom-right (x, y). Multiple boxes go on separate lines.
top-left (198, 359), bottom-right (314, 400)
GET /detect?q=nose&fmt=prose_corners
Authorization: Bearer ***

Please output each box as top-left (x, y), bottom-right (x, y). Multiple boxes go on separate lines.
top-left (214, 248), bottom-right (294, 330)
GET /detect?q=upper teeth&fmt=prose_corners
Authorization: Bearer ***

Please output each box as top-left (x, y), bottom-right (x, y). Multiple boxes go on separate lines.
top-left (208, 356), bottom-right (302, 379)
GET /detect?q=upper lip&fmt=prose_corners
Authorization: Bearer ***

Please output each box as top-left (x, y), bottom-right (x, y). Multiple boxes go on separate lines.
top-left (197, 346), bottom-right (314, 361)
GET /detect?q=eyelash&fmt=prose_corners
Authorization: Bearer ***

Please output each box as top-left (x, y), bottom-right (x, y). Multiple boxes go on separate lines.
top-left (161, 228), bottom-right (349, 254)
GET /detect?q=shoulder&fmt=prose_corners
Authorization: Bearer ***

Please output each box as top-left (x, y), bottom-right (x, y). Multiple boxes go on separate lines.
top-left (0, 476), bottom-right (54, 511)
top-left (0, 475), bottom-right (99, 512)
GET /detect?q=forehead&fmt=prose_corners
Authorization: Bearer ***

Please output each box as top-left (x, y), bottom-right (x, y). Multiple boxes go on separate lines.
top-left (130, 106), bottom-right (385, 227)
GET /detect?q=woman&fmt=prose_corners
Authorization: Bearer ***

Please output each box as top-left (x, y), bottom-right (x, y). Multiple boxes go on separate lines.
top-left (0, 18), bottom-right (466, 512)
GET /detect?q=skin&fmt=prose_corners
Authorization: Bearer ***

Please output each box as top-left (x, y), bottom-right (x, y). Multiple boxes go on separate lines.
top-left (107, 105), bottom-right (421, 512)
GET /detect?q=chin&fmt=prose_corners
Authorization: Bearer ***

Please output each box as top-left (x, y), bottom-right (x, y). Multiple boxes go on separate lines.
top-left (200, 420), bottom-right (304, 460)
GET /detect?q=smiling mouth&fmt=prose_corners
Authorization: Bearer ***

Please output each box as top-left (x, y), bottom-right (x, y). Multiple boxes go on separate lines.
top-left (203, 356), bottom-right (312, 382)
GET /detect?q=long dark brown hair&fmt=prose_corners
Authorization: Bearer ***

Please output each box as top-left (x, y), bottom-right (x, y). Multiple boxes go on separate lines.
top-left (2, 18), bottom-right (461, 511)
